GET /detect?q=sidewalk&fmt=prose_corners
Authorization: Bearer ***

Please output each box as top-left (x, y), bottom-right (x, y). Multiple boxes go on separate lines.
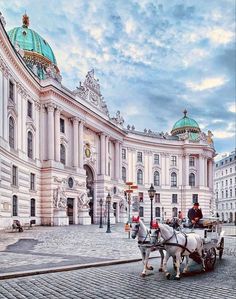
top-left (0, 224), bottom-right (160, 278)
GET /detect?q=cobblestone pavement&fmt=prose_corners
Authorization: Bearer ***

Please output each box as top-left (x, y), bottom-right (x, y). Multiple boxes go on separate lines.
top-left (0, 254), bottom-right (235, 299)
top-left (0, 224), bottom-right (235, 275)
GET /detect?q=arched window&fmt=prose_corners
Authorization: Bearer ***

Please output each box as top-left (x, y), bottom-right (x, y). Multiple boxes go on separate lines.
top-left (172, 207), bottom-right (178, 217)
top-left (30, 198), bottom-right (36, 217)
top-left (27, 131), bottom-right (33, 158)
top-left (189, 173), bottom-right (195, 187)
top-left (137, 169), bottom-right (143, 185)
top-left (60, 144), bottom-right (66, 165)
top-left (171, 172), bottom-right (177, 187)
top-left (9, 116), bottom-right (15, 148)
top-left (155, 207), bottom-right (160, 218)
top-left (12, 195), bottom-right (18, 216)
top-left (122, 167), bottom-right (126, 182)
top-left (154, 171), bottom-right (160, 186)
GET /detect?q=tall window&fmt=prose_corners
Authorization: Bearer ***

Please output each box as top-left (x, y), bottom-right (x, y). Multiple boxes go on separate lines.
top-left (137, 152), bottom-right (142, 163)
top-left (189, 156), bottom-right (195, 166)
top-left (27, 131), bottom-right (33, 158)
top-left (154, 154), bottom-right (159, 165)
top-left (139, 206), bottom-right (144, 217)
top-left (12, 195), bottom-right (18, 216)
top-left (226, 190), bottom-right (228, 198)
top-left (60, 144), bottom-right (66, 164)
top-left (154, 171), bottom-right (160, 186)
top-left (30, 173), bottom-right (35, 191)
top-left (230, 178), bottom-right (232, 185)
top-left (171, 155), bottom-right (177, 166)
top-left (155, 207), bottom-right (160, 218)
top-left (9, 80), bottom-right (14, 101)
top-left (9, 116), bottom-right (15, 148)
top-left (230, 189), bottom-right (232, 197)
top-left (122, 149), bottom-right (126, 159)
top-left (30, 198), bottom-right (36, 217)
top-left (108, 162), bottom-right (111, 176)
top-left (171, 172), bottom-right (177, 187)
top-left (138, 192), bottom-right (144, 202)
top-left (189, 173), bottom-right (195, 187)
top-left (172, 194), bottom-right (178, 204)
top-left (221, 191), bottom-right (224, 198)
top-left (12, 165), bottom-right (17, 186)
top-left (122, 167), bottom-right (126, 182)
top-left (216, 192), bottom-right (218, 199)
top-left (192, 194), bottom-right (198, 204)
top-left (60, 118), bottom-right (65, 133)
top-left (137, 169), bottom-right (143, 185)
top-left (155, 193), bottom-right (160, 203)
top-left (172, 207), bottom-right (178, 217)
top-left (27, 101), bottom-right (32, 118)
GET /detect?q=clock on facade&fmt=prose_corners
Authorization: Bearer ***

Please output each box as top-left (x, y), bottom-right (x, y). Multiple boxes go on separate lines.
top-left (68, 177), bottom-right (74, 188)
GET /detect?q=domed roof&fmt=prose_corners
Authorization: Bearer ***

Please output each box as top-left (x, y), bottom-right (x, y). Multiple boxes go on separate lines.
top-left (8, 14), bottom-right (57, 65)
top-left (171, 110), bottom-right (200, 136)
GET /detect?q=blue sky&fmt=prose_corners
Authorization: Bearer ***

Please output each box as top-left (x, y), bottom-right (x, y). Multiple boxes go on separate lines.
top-left (1, 0), bottom-right (235, 158)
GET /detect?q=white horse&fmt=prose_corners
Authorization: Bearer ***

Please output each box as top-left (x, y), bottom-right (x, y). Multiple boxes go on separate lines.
top-left (150, 220), bottom-right (205, 280)
top-left (131, 216), bottom-right (165, 277)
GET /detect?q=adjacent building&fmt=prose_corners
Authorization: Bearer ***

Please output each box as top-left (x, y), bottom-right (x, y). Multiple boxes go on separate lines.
top-left (214, 150), bottom-right (236, 223)
top-left (0, 13), bottom-right (216, 229)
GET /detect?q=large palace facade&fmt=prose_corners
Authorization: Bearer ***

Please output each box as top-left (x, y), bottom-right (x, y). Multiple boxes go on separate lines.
top-left (0, 14), bottom-right (216, 229)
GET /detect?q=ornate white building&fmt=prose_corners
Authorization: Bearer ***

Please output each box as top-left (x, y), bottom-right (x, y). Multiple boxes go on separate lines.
top-left (0, 14), bottom-right (215, 229)
top-left (214, 150), bottom-right (236, 223)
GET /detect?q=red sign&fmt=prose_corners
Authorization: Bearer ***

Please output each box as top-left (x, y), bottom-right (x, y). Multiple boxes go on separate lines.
top-left (131, 185), bottom-right (138, 189)
top-left (126, 182), bottom-right (133, 186)
top-left (125, 190), bottom-right (133, 193)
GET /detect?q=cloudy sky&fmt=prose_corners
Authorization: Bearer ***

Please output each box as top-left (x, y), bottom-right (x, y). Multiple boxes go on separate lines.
top-left (1, 0), bottom-right (235, 158)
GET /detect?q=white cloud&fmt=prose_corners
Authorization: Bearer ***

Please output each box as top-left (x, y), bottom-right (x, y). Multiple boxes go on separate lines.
top-left (186, 76), bottom-right (227, 91)
top-left (207, 28), bottom-right (234, 45)
top-left (227, 102), bottom-right (236, 113)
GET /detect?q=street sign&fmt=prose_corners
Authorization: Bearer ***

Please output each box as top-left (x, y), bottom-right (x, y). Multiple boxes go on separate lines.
top-left (126, 182), bottom-right (133, 186)
top-left (125, 189), bottom-right (133, 193)
top-left (131, 185), bottom-right (138, 189)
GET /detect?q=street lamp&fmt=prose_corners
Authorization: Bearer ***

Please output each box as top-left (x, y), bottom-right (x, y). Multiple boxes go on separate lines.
top-left (148, 184), bottom-right (156, 228)
top-left (99, 198), bottom-right (103, 228)
top-left (106, 193), bottom-right (111, 233)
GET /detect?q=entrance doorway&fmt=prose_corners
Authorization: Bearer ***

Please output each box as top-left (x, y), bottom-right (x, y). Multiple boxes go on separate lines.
top-left (84, 165), bottom-right (94, 224)
top-left (67, 198), bottom-right (74, 224)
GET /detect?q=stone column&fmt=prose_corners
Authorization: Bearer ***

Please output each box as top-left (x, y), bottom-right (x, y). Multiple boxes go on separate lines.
top-left (78, 120), bottom-right (84, 169)
top-left (3, 75), bottom-right (8, 140)
top-left (40, 104), bottom-right (46, 161)
top-left (100, 133), bottom-right (106, 175)
top-left (119, 143), bottom-right (122, 180)
top-left (74, 198), bottom-right (78, 224)
top-left (204, 157), bottom-right (208, 187)
top-left (105, 136), bottom-right (109, 175)
top-left (72, 117), bottom-right (79, 168)
top-left (47, 103), bottom-right (55, 160)
top-left (165, 154), bottom-right (170, 186)
top-left (115, 141), bottom-right (120, 180)
top-left (161, 153), bottom-right (166, 185)
top-left (208, 158), bottom-right (213, 190)
top-left (185, 154), bottom-right (189, 186)
top-left (0, 70), bottom-right (3, 138)
top-left (54, 106), bottom-right (62, 162)
top-left (199, 154), bottom-right (205, 187)
top-left (35, 102), bottom-right (41, 160)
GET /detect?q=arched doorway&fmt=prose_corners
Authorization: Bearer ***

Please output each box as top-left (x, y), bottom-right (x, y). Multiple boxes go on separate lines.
top-left (84, 165), bottom-right (94, 224)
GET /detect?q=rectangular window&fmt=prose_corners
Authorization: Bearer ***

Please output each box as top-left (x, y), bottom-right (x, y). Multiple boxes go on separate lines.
top-left (12, 165), bottom-right (17, 186)
top-left (154, 154), bottom-right (159, 165)
top-left (171, 155), bottom-right (177, 166)
top-left (138, 192), bottom-right (144, 202)
top-left (226, 180), bottom-right (228, 186)
top-left (230, 189), bottom-right (232, 197)
top-left (9, 80), bottom-right (14, 101)
top-left (216, 192), bottom-right (218, 199)
top-left (12, 195), bottom-right (17, 216)
top-left (226, 190), bottom-right (228, 198)
top-left (189, 156), bottom-right (195, 167)
top-left (122, 148), bottom-right (126, 159)
top-left (30, 198), bottom-right (36, 217)
top-left (155, 193), bottom-right (160, 203)
top-left (222, 191), bottom-right (224, 198)
top-left (27, 101), bottom-right (33, 118)
top-left (155, 207), bottom-right (160, 218)
top-left (139, 206), bottom-right (144, 217)
top-left (192, 194), bottom-right (198, 204)
top-left (172, 194), bottom-right (178, 204)
top-left (60, 118), bottom-right (65, 133)
top-left (137, 151), bottom-right (142, 163)
top-left (230, 179), bottom-right (232, 185)
top-left (30, 173), bottom-right (35, 191)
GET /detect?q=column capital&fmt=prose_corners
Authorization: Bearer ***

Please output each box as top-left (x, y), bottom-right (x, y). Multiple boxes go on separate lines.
top-left (45, 102), bottom-right (55, 112)
top-left (55, 106), bottom-right (63, 114)
top-left (71, 117), bottom-right (80, 124)
top-left (35, 102), bottom-right (41, 111)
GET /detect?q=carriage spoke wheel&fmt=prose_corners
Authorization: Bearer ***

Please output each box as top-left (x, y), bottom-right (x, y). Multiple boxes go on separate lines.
top-left (204, 247), bottom-right (216, 271)
top-left (218, 238), bottom-right (224, 260)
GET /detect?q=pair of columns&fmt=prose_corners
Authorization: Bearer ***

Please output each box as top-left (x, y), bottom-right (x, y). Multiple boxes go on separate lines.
top-left (46, 103), bottom-right (84, 168)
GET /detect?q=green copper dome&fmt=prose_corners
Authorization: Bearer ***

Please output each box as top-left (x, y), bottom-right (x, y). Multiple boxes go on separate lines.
top-left (171, 110), bottom-right (200, 136)
top-left (7, 14), bottom-right (60, 81)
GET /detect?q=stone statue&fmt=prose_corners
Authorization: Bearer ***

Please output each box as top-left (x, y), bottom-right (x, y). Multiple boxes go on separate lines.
top-left (78, 192), bottom-right (90, 209)
top-left (207, 130), bottom-right (214, 145)
top-left (53, 186), bottom-right (67, 209)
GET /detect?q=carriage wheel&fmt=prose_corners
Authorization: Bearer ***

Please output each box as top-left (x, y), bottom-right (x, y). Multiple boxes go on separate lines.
top-left (218, 238), bottom-right (224, 260)
top-left (204, 247), bottom-right (216, 271)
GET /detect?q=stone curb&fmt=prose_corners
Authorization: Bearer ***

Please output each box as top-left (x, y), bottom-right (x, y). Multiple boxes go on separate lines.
top-left (0, 257), bottom-right (159, 281)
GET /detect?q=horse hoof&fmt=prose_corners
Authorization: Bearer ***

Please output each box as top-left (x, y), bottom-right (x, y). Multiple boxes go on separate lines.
top-left (159, 268), bottom-right (163, 272)
top-left (149, 266), bottom-right (154, 271)
top-left (175, 277), bottom-right (180, 281)
top-left (166, 273), bottom-right (171, 280)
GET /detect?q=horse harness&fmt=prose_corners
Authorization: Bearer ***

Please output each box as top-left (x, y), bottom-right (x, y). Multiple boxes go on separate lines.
top-left (161, 230), bottom-right (193, 255)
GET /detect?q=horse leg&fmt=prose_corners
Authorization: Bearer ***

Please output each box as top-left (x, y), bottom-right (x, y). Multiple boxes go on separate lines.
top-left (140, 247), bottom-right (149, 277)
top-left (174, 252), bottom-right (182, 280)
top-left (145, 249), bottom-right (153, 271)
top-left (163, 252), bottom-right (171, 279)
top-left (183, 255), bottom-right (189, 273)
top-left (159, 248), bottom-right (164, 272)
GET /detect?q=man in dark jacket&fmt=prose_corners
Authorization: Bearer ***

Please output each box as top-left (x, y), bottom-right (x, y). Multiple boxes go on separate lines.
top-left (188, 203), bottom-right (203, 227)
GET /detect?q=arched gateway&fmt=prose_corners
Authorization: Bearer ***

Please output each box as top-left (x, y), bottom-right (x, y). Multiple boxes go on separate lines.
top-left (84, 165), bottom-right (94, 224)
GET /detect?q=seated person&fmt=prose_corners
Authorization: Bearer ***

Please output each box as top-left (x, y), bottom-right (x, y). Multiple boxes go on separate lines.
top-left (188, 203), bottom-right (203, 228)
top-left (12, 220), bottom-right (23, 232)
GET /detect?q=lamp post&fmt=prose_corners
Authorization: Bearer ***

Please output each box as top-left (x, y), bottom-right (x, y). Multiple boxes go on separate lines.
top-left (125, 182), bottom-right (138, 239)
top-left (106, 193), bottom-right (111, 233)
top-left (99, 198), bottom-right (103, 228)
top-left (148, 184), bottom-right (156, 228)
